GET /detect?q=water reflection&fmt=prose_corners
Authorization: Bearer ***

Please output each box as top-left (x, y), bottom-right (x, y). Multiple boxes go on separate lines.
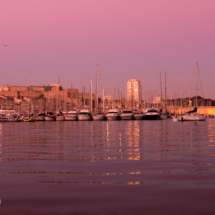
top-left (125, 121), bottom-right (141, 160)
top-left (0, 124), bottom-right (2, 161)
top-left (0, 170), bottom-right (143, 176)
top-left (1, 120), bottom-right (215, 187)
top-left (208, 121), bottom-right (215, 143)
top-left (1, 120), bottom-right (215, 215)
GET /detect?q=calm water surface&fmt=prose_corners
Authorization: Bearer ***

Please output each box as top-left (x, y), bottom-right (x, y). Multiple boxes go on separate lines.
top-left (1, 119), bottom-right (215, 214)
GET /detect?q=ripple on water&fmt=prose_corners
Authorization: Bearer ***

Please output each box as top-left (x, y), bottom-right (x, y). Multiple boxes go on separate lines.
top-left (1, 119), bottom-right (215, 214)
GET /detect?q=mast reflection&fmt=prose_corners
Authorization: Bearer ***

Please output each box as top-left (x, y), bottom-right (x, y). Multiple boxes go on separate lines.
top-left (0, 124), bottom-right (2, 161)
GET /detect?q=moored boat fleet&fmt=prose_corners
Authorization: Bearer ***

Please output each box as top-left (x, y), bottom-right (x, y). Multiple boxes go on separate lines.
top-left (0, 106), bottom-right (212, 122)
top-left (0, 108), bottom-right (173, 122)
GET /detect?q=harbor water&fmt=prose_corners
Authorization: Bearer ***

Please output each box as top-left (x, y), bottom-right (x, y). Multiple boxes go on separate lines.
top-left (1, 119), bottom-right (215, 214)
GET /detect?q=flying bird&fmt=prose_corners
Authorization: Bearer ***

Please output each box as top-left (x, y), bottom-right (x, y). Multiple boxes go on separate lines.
top-left (3, 44), bottom-right (9, 47)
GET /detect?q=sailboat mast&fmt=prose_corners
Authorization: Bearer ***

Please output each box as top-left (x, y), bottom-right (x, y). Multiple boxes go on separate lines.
top-left (58, 78), bottom-right (60, 111)
top-left (165, 72), bottom-right (166, 112)
top-left (160, 73), bottom-right (162, 111)
top-left (125, 84), bottom-right (127, 109)
top-left (96, 60), bottom-right (99, 111)
top-left (180, 89), bottom-right (182, 113)
top-left (103, 89), bottom-right (105, 112)
top-left (144, 91), bottom-right (146, 110)
top-left (189, 87), bottom-right (190, 110)
top-left (90, 79), bottom-right (92, 111)
top-left (51, 91), bottom-right (53, 112)
top-left (55, 91), bottom-right (57, 112)
top-left (84, 85), bottom-right (85, 107)
top-left (62, 91), bottom-right (66, 111)
top-left (111, 85), bottom-right (113, 108)
top-left (174, 92), bottom-right (175, 114)
top-left (29, 71), bottom-right (31, 114)
top-left (120, 88), bottom-right (122, 109)
top-left (81, 82), bottom-right (83, 108)
top-left (131, 83), bottom-right (133, 110)
top-left (71, 83), bottom-right (73, 110)
top-left (196, 62), bottom-right (198, 107)
top-left (48, 89), bottom-right (50, 112)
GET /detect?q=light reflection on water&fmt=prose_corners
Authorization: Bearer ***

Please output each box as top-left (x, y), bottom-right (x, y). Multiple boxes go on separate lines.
top-left (0, 124), bottom-right (2, 161)
top-left (1, 119), bottom-right (215, 214)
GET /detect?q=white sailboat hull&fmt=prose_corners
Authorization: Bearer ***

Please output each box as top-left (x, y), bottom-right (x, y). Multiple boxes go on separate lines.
top-left (56, 116), bottom-right (65, 121)
top-left (65, 115), bottom-right (77, 121)
top-left (45, 116), bottom-right (55, 121)
top-left (36, 116), bottom-right (45, 121)
top-left (106, 115), bottom-right (119, 120)
top-left (177, 114), bottom-right (206, 121)
top-left (93, 114), bottom-right (106, 121)
top-left (120, 114), bottom-right (134, 120)
top-left (134, 114), bottom-right (144, 120)
top-left (78, 114), bottom-right (91, 121)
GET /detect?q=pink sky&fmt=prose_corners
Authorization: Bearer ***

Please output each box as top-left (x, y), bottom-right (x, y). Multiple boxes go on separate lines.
top-left (1, 0), bottom-right (215, 99)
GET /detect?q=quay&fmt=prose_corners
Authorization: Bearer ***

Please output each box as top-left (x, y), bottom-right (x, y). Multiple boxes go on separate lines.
top-left (0, 106), bottom-right (214, 122)
top-left (0, 83), bottom-right (215, 118)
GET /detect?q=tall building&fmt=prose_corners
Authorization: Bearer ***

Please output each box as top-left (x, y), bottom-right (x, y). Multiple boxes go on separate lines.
top-left (127, 79), bottom-right (142, 110)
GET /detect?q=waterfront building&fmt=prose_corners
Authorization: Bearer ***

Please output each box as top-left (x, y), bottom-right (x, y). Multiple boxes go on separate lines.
top-left (0, 84), bottom-right (96, 114)
top-left (127, 79), bottom-right (142, 110)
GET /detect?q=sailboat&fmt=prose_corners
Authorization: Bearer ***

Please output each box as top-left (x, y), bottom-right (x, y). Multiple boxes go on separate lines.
top-left (23, 72), bottom-right (36, 122)
top-left (56, 110), bottom-right (65, 121)
top-left (177, 107), bottom-right (205, 121)
top-left (36, 113), bottom-right (46, 121)
top-left (65, 110), bottom-right (78, 121)
top-left (78, 82), bottom-right (92, 121)
top-left (134, 111), bottom-right (144, 120)
top-left (45, 112), bottom-right (56, 121)
top-left (93, 60), bottom-right (106, 121)
top-left (65, 84), bottom-right (78, 121)
top-left (55, 79), bottom-right (65, 121)
top-left (23, 116), bottom-right (37, 122)
top-left (78, 109), bottom-right (92, 121)
top-left (177, 63), bottom-right (206, 122)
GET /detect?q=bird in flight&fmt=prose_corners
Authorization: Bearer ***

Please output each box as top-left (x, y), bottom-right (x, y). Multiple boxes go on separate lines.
top-left (3, 44), bottom-right (9, 47)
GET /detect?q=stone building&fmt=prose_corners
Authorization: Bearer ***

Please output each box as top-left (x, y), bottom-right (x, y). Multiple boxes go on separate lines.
top-left (0, 84), bottom-right (96, 113)
top-left (127, 79), bottom-right (142, 110)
